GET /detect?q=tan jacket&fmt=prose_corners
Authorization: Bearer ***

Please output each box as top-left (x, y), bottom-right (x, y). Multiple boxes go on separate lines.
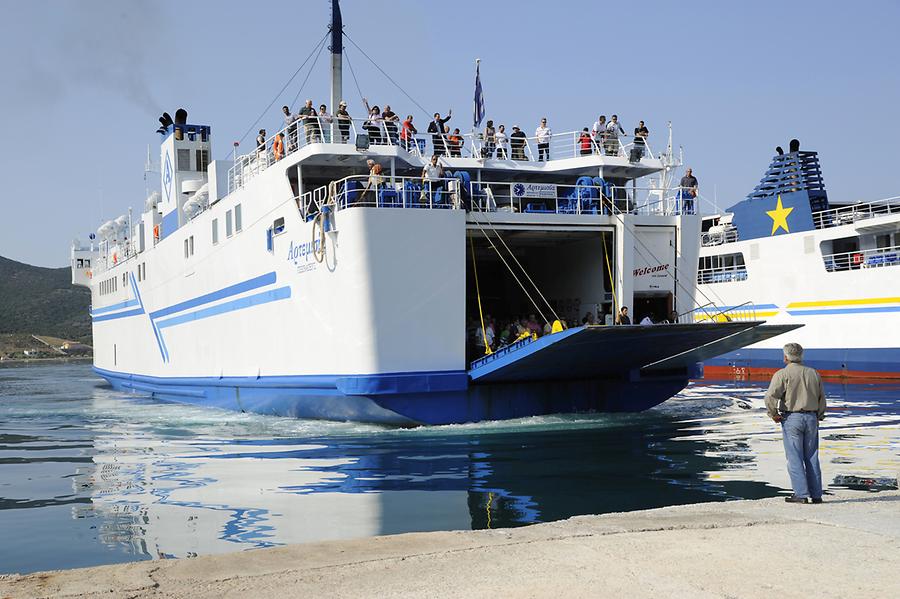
top-left (764, 362), bottom-right (827, 420)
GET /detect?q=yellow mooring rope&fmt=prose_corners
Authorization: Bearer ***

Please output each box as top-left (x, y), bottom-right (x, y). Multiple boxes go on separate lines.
top-left (602, 233), bottom-right (619, 319)
top-left (470, 236), bottom-right (492, 355)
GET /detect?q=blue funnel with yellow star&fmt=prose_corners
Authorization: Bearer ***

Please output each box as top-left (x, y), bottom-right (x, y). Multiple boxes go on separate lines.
top-left (725, 141), bottom-right (828, 241)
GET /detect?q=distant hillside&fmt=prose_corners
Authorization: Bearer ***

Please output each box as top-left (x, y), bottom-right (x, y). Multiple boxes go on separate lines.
top-left (0, 256), bottom-right (91, 343)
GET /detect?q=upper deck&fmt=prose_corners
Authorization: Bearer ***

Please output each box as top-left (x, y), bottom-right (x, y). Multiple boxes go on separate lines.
top-left (227, 116), bottom-right (665, 196)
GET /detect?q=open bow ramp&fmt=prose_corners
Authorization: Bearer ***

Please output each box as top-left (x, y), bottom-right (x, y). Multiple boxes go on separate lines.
top-left (468, 322), bottom-right (799, 384)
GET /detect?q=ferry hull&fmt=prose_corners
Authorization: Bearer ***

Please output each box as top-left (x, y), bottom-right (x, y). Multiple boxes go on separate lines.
top-left (96, 366), bottom-right (689, 426)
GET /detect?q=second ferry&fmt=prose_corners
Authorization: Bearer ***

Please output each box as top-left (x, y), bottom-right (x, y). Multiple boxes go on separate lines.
top-left (69, 1), bottom-right (794, 424)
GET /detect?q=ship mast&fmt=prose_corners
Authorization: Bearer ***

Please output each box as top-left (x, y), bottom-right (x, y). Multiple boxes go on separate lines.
top-left (329, 0), bottom-right (343, 139)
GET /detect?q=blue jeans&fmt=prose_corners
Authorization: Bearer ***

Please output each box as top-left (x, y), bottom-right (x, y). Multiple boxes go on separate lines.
top-left (781, 412), bottom-right (823, 499)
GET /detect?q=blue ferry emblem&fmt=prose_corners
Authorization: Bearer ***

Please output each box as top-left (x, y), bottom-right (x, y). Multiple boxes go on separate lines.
top-left (163, 152), bottom-right (173, 202)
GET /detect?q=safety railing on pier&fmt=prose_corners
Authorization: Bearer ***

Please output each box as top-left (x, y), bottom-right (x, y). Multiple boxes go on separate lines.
top-left (822, 244), bottom-right (900, 272)
top-left (811, 196), bottom-right (900, 229)
top-left (227, 116), bottom-right (655, 193)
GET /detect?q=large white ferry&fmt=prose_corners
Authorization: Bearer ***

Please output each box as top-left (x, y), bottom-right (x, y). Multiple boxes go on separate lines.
top-left (70, 2), bottom-right (793, 424)
top-left (695, 140), bottom-right (900, 379)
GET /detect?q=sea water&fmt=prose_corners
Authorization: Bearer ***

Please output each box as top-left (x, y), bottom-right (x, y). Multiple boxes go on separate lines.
top-left (1, 363), bottom-right (897, 574)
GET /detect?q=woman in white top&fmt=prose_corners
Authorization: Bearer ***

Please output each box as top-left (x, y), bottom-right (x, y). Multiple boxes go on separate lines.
top-left (495, 124), bottom-right (509, 159)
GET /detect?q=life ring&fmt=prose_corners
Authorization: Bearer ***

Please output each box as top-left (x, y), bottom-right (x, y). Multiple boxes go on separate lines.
top-left (112, 252), bottom-right (118, 264)
top-left (153, 224), bottom-right (160, 240)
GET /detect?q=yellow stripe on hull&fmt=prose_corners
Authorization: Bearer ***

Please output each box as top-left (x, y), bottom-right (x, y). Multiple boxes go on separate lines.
top-left (787, 297), bottom-right (900, 308)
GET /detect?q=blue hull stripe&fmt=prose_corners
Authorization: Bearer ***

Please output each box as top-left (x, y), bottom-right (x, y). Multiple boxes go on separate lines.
top-left (149, 272), bottom-right (277, 320)
top-left (704, 347), bottom-right (900, 374)
top-left (92, 306), bottom-right (145, 322)
top-left (156, 286), bottom-right (292, 329)
top-left (787, 306), bottom-right (900, 316)
top-left (91, 298), bottom-right (140, 316)
top-left (92, 366), bottom-right (682, 425)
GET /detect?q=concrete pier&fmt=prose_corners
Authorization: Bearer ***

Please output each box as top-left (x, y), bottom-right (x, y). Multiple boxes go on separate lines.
top-left (1, 490), bottom-right (897, 598)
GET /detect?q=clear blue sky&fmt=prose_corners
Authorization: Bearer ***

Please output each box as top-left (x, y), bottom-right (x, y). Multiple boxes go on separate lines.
top-left (2, 0), bottom-right (899, 267)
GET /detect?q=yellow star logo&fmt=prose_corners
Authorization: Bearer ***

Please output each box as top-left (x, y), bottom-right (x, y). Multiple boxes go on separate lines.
top-left (766, 195), bottom-right (794, 235)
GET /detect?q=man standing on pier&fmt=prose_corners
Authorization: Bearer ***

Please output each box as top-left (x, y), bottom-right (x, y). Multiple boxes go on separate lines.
top-left (764, 343), bottom-right (827, 504)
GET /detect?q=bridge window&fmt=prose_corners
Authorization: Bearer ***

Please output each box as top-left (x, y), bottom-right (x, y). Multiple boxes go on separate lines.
top-left (226, 210), bottom-right (233, 237)
top-left (212, 218), bottom-right (219, 244)
top-left (235, 204), bottom-right (242, 232)
top-left (177, 148), bottom-right (191, 171)
top-left (195, 149), bottom-right (209, 172)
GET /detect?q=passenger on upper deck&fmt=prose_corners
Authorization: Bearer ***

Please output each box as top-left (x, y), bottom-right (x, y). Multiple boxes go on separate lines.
top-left (428, 110), bottom-right (452, 156)
top-left (591, 115), bottom-right (607, 154)
top-left (283, 105), bottom-right (298, 151)
top-left (318, 104), bottom-right (332, 143)
top-left (297, 99), bottom-right (318, 144)
top-left (256, 129), bottom-right (267, 153)
top-left (482, 120), bottom-right (496, 159)
top-left (605, 115), bottom-right (626, 155)
top-left (510, 126), bottom-right (527, 160)
top-left (615, 306), bottom-right (631, 325)
top-left (495, 124), bottom-right (508, 159)
top-left (535, 118), bottom-right (551, 161)
top-left (448, 128), bottom-right (463, 157)
top-left (633, 120), bottom-right (649, 159)
top-left (579, 128), bottom-right (592, 156)
top-left (362, 98), bottom-right (383, 145)
top-left (382, 105), bottom-right (400, 145)
top-left (679, 168), bottom-right (699, 213)
top-left (336, 101), bottom-right (351, 143)
top-left (400, 115), bottom-right (417, 152)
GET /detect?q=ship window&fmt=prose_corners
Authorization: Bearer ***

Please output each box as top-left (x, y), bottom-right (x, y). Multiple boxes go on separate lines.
top-left (195, 149), bottom-right (209, 172)
top-left (235, 204), bottom-right (242, 232)
top-left (212, 218), bottom-right (219, 244)
top-left (142, 263), bottom-right (146, 280)
top-left (697, 252), bottom-right (747, 284)
top-left (184, 238), bottom-right (189, 259)
top-left (273, 217), bottom-right (285, 235)
top-left (189, 235), bottom-right (194, 256)
top-left (177, 148), bottom-right (191, 171)
top-left (876, 234), bottom-right (891, 249)
top-left (226, 210), bottom-right (233, 237)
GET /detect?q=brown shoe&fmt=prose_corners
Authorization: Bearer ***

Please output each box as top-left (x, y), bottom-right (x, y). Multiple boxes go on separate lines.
top-left (784, 496), bottom-right (808, 504)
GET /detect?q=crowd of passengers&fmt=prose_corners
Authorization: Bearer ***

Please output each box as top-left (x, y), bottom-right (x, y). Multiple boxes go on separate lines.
top-left (255, 99), bottom-right (656, 163)
top-left (467, 306), bottom-right (682, 361)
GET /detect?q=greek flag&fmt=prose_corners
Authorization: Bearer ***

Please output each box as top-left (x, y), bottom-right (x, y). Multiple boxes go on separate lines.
top-left (473, 61), bottom-right (485, 129)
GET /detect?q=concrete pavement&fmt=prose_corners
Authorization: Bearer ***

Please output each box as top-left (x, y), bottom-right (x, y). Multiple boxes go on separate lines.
top-left (1, 490), bottom-right (898, 598)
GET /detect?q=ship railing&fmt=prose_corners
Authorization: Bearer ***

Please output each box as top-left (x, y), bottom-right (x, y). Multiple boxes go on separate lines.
top-left (475, 182), bottom-right (696, 216)
top-left (299, 176), bottom-right (693, 218)
top-left (811, 195), bottom-right (900, 229)
top-left (469, 335), bottom-right (536, 370)
top-left (228, 120), bottom-right (657, 193)
top-left (822, 244), bottom-right (900, 272)
top-left (696, 264), bottom-right (749, 285)
top-left (700, 227), bottom-right (739, 246)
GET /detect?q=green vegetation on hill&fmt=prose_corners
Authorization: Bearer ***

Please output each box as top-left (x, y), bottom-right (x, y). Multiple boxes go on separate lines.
top-left (0, 256), bottom-right (91, 343)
